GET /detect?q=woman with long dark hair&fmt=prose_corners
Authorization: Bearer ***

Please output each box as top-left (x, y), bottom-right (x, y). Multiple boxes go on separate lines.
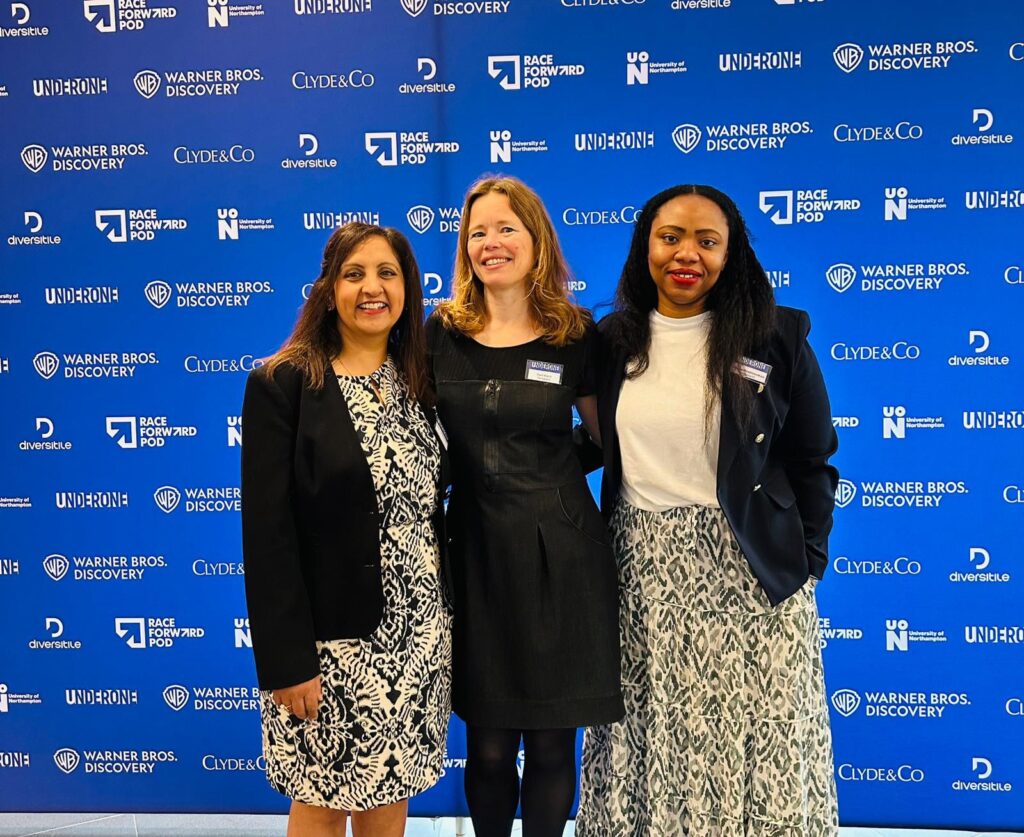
top-left (577, 185), bottom-right (839, 835)
top-left (241, 222), bottom-right (451, 837)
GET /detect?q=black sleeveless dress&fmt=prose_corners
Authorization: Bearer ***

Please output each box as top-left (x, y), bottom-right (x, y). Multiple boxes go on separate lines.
top-left (427, 316), bottom-right (623, 729)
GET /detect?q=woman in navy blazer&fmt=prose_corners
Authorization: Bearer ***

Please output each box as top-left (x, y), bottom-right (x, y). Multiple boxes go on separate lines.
top-left (242, 223), bottom-right (451, 837)
top-left (577, 185), bottom-right (840, 835)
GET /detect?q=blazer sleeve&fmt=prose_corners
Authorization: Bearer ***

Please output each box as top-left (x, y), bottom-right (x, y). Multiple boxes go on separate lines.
top-left (775, 311), bottom-right (840, 579)
top-left (241, 366), bottom-right (319, 691)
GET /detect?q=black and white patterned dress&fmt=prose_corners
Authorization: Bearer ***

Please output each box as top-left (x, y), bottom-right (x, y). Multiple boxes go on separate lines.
top-left (260, 358), bottom-right (453, 811)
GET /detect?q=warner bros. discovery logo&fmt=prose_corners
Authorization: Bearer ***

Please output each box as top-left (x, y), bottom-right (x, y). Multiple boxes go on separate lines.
top-left (826, 263), bottom-right (856, 293)
top-left (33, 351), bottom-right (60, 379)
top-left (834, 478), bottom-right (857, 508)
top-left (672, 124), bottom-right (701, 154)
top-left (145, 280), bottom-right (171, 308)
top-left (163, 684), bottom-right (189, 711)
top-left (133, 69), bottom-right (160, 98)
top-left (43, 553), bottom-right (70, 581)
top-left (407, 205), bottom-right (435, 234)
top-left (831, 689), bottom-right (861, 718)
top-left (53, 747), bottom-right (81, 774)
top-left (833, 43), bottom-right (865, 73)
top-left (153, 485), bottom-right (181, 513)
top-left (20, 144), bottom-right (47, 173)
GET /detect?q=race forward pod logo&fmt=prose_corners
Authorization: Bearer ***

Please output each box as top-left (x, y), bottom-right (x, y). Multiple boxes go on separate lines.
top-left (21, 144), bottom-right (48, 173)
top-left (144, 280), bottom-right (172, 308)
top-left (153, 485), bottom-right (181, 513)
top-left (672, 124), bottom-right (701, 154)
top-left (831, 689), bottom-right (862, 717)
top-left (833, 43), bottom-right (865, 73)
top-left (43, 554), bottom-right (70, 581)
top-left (163, 684), bottom-right (189, 711)
top-left (133, 70), bottom-right (161, 99)
top-left (33, 352), bottom-right (60, 380)
top-left (407, 205), bottom-right (435, 234)
top-left (53, 747), bottom-right (81, 774)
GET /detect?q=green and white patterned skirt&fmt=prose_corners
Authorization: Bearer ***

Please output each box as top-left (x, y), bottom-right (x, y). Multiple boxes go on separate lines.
top-left (577, 501), bottom-right (838, 836)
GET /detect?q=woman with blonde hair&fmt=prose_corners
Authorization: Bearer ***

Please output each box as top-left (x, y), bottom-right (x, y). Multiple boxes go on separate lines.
top-left (426, 176), bottom-right (623, 837)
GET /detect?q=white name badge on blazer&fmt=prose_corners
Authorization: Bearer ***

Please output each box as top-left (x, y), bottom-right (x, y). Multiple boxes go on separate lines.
top-left (733, 357), bottom-right (772, 385)
top-left (525, 359), bottom-right (564, 385)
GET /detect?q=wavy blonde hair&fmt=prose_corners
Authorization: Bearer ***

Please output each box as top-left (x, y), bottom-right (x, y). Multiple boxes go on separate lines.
top-left (436, 175), bottom-right (589, 346)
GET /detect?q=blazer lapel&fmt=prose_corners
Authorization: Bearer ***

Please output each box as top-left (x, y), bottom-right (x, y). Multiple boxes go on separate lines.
top-left (717, 382), bottom-right (741, 481)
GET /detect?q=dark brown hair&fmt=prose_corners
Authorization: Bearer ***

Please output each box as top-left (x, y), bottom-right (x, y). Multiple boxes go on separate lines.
top-left (265, 222), bottom-right (433, 405)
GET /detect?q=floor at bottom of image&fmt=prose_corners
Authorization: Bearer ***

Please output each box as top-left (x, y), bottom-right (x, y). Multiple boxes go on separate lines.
top-left (0, 816), bottom-right (1020, 837)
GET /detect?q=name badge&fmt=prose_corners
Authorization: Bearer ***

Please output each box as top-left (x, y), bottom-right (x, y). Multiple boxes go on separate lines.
top-left (525, 359), bottom-right (563, 385)
top-left (733, 356), bottom-right (772, 385)
top-left (434, 417), bottom-right (448, 450)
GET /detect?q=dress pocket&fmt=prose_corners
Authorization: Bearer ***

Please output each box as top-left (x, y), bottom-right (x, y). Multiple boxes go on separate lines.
top-left (556, 484), bottom-right (611, 546)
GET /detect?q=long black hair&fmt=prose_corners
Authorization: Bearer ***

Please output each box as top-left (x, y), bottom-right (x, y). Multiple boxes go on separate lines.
top-left (609, 184), bottom-right (776, 428)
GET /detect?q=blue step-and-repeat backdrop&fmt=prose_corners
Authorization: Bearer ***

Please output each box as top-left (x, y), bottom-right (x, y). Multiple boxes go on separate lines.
top-left (1, 0), bottom-right (1022, 829)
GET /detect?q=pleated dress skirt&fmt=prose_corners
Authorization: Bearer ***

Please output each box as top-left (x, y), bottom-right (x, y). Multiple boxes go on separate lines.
top-left (577, 501), bottom-right (838, 836)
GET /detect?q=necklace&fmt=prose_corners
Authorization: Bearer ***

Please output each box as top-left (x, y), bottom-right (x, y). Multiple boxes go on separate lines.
top-left (337, 356), bottom-right (387, 406)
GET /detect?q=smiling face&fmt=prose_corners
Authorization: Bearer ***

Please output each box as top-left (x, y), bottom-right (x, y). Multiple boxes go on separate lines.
top-left (333, 235), bottom-right (405, 344)
top-left (465, 191), bottom-right (536, 293)
top-left (647, 194), bottom-right (729, 318)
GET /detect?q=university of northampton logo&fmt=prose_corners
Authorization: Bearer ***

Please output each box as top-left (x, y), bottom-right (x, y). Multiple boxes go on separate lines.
top-left (671, 124), bottom-right (701, 155)
top-left (833, 43), bottom-right (864, 73)
top-left (406, 205), bottom-right (434, 234)
top-left (21, 144), bottom-right (48, 173)
top-left (401, 0), bottom-right (428, 17)
top-left (831, 689), bottom-right (861, 717)
top-left (53, 748), bottom-right (81, 774)
top-left (826, 263), bottom-right (857, 294)
top-left (144, 280), bottom-right (172, 309)
top-left (835, 478), bottom-right (857, 509)
top-left (153, 485), bottom-right (181, 513)
top-left (43, 554), bottom-right (70, 581)
top-left (163, 684), bottom-right (189, 711)
top-left (134, 70), bottom-right (161, 99)
top-left (33, 352), bottom-right (60, 380)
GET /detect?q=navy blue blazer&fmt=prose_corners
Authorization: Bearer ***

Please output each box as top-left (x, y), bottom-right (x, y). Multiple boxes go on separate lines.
top-left (594, 306), bottom-right (838, 606)
top-left (241, 361), bottom-right (450, 691)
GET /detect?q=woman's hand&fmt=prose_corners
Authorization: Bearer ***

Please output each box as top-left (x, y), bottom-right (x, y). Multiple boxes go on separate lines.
top-left (272, 675), bottom-right (322, 722)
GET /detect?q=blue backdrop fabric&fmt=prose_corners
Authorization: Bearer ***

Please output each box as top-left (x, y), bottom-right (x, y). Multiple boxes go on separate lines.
top-left (1, 0), bottom-right (1022, 829)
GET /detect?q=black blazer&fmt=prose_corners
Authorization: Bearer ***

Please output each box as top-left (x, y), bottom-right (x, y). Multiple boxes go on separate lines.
top-left (240, 361), bottom-right (450, 691)
top-left (595, 306), bottom-right (838, 606)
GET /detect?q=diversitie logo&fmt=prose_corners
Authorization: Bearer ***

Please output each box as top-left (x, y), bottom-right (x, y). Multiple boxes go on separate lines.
top-left (2, 1), bottom-right (49, 37)
top-left (8, 211), bottom-right (61, 246)
top-left (951, 108), bottom-right (1015, 147)
top-left (948, 329), bottom-right (1011, 367)
top-left (952, 758), bottom-right (1014, 793)
top-left (281, 133), bottom-right (337, 170)
top-left (398, 56), bottom-right (456, 94)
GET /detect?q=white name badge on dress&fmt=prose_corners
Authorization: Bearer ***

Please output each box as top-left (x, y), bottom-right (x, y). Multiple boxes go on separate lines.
top-left (525, 359), bottom-right (564, 385)
top-left (733, 357), bottom-right (772, 385)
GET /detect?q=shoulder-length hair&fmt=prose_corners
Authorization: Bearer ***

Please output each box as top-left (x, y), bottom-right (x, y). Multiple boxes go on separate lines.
top-left (609, 184), bottom-right (776, 428)
top-left (264, 222), bottom-right (433, 405)
top-left (436, 175), bottom-right (588, 346)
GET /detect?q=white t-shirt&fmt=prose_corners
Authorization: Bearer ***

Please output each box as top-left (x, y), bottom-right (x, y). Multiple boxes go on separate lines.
top-left (617, 310), bottom-right (721, 512)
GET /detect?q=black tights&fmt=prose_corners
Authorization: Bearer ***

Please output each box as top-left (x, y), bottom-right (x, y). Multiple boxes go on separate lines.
top-left (464, 726), bottom-right (577, 837)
